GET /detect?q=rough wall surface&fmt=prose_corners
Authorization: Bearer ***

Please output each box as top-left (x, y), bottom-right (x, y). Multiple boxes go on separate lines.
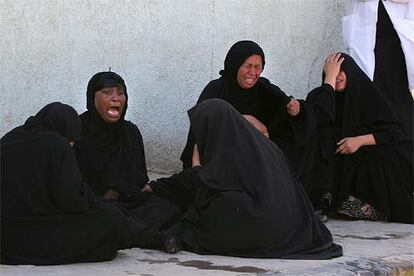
top-left (0, 0), bottom-right (350, 173)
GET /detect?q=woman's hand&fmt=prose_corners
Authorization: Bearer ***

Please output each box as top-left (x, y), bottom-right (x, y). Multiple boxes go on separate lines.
top-left (141, 184), bottom-right (153, 193)
top-left (243, 115), bottom-right (269, 138)
top-left (192, 144), bottom-right (201, 167)
top-left (103, 189), bottom-right (119, 200)
top-left (323, 52), bottom-right (344, 89)
top-left (335, 134), bottom-right (376, 154)
top-left (286, 98), bottom-right (300, 116)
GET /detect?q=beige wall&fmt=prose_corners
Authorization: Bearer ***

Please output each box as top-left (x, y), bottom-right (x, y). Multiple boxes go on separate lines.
top-left (0, 0), bottom-right (350, 173)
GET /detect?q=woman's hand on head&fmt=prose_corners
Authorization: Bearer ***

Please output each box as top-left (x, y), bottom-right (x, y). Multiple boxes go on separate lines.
top-left (243, 115), bottom-right (269, 138)
top-left (286, 98), bottom-right (300, 116)
top-left (323, 52), bottom-right (344, 89)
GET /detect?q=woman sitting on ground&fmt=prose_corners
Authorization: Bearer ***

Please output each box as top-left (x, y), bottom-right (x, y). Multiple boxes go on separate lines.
top-left (180, 40), bottom-right (330, 213)
top-left (307, 53), bottom-right (413, 223)
top-left (144, 99), bottom-right (343, 259)
top-left (74, 71), bottom-right (181, 232)
top-left (1, 102), bottom-right (137, 265)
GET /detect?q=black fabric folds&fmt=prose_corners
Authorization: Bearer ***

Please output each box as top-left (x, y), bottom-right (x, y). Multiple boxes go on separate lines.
top-left (151, 99), bottom-right (342, 259)
top-left (302, 84), bottom-right (337, 205)
top-left (374, 0), bottom-right (413, 142)
top-left (0, 102), bottom-right (134, 265)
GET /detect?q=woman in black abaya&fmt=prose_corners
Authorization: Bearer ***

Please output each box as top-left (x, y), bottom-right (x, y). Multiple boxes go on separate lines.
top-left (74, 72), bottom-right (180, 230)
top-left (180, 41), bottom-right (330, 213)
top-left (1, 103), bottom-right (135, 265)
top-left (307, 53), bottom-right (413, 223)
top-left (144, 99), bottom-right (342, 259)
top-left (181, 41), bottom-right (320, 178)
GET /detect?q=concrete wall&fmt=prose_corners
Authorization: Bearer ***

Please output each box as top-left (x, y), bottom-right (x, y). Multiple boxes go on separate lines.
top-left (0, 0), bottom-right (350, 174)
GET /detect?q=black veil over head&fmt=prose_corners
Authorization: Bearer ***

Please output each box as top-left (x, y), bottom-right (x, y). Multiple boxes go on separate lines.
top-left (24, 102), bottom-right (80, 141)
top-left (220, 40), bottom-right (265, 89)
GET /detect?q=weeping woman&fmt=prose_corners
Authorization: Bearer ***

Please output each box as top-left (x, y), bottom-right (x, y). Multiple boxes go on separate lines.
top-left (307, 53), bottom-right (413, 223)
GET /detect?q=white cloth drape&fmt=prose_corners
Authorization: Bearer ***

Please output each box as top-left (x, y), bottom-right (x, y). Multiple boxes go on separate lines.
top-left (342, 0), bottom-right (414, 90)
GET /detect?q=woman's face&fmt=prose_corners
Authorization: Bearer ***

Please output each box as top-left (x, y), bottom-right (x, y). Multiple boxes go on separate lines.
top-left (236, 55), bottom-right (263, 89)
top-left (94, 86), bottom-right (126, 123)
top-left (335, 70), bottom-right (347, 92)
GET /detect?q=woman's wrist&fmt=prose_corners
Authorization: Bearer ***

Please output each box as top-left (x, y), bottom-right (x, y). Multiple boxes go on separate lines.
top-left (357, 134), bottom-right (376, 146)
top-left (323, 75), bottom-right (336, 90)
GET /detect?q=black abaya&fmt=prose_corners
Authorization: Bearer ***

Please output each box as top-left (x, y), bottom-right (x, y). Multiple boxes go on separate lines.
top-left (74, 72), bottom-right (181, 230)
top-left (310, 54), bottom-right (413, 223)
top-left (374, 0), bottom-right (413, 141)
top-left (151, 99), bottom-right (342, 259)
top-left (0, 103), bottom-right (135, 265)
top-left (301, 84), bottom-right (337, 205)
top-left (75, 72), bottom-right (149, 197)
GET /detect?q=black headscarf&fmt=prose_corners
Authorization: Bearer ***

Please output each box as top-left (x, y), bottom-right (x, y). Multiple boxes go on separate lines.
top-left (27, 102), bottom-right (81, 140)
top-left (78, 70), bottom-right (135, 157)
top-left (82, 71), bottom-right (128, 151)
top-left (2, 102), bottom-right (80, 146)
top-left (216, 40), bottom-right (283, 118)
top-left (75, 71), bottom-right (149, 197)
top-left (220, 40), bottom-right (265, 79)
top-left (86, 71), bottom-right (128, 114)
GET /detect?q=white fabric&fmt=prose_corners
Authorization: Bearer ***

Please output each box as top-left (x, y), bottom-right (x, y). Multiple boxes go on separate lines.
top-left (343, 0), bottom-right (414, 90)
top-left (385, 0), bottom-right (414, 90)
top-left (343, 1), bottom-right (378, 80)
